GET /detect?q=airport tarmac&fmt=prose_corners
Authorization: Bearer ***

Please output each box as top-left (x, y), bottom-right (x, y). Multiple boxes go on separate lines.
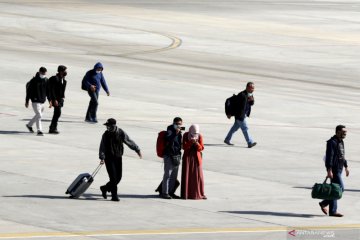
top-left (0, 0), bottom-right (359, 239)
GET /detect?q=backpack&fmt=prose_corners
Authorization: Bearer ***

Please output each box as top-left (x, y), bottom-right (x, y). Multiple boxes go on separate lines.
top-left (225, 94), bottom-right (238, 116)
top-left (156, 131), bottom-right (167, 158)
top-left (81, 77), bottom-right (87, 91)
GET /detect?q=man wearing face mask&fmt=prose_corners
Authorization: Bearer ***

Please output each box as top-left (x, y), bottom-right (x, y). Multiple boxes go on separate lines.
top-left (25, 67), bottom-right (48, 136)
top-left (319, 125), bottom-right (350, 217)
top-left (82, 62), bottom-right (110, 123)
top-left (224, 82), bottom-right (257, 148)
top-left (47, 65), bottom-right (67, 134)
top-left (99, 118), bottom-right (142, 201)
top-left (161, 117), bottom-right (183, 199)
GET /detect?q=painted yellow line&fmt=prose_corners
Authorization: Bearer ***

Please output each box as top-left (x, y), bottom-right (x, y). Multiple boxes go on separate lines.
top-left (0, 225), bottom-right (359, 239)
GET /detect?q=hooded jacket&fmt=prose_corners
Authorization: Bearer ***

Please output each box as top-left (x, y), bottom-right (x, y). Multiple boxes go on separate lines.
top-left (82, 62), bottom-right (109, 93)
top-left (26, 73), bottom-right (48, 104)
top-left (325, 135), bottom-right (348, 172)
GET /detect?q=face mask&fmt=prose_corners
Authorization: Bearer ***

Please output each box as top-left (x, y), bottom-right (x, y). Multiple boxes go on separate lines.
top-left (96, 70), bottom-right (101, 74)
top-left (248, 93), bottom-right (253, 97)
top-left (39, 74), bottom-right (46, 79)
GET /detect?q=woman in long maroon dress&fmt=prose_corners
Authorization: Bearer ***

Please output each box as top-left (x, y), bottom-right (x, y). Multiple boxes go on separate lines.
top-left (181, 124), bottom-right (206, 200)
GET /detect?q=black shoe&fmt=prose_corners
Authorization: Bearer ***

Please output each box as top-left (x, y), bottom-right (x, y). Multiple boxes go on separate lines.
top-left (169, 193), bottom-right (180, 199)
top-left (26, 124), bottom-right (34, 133)
top-left (85, 118), bottom-right (93, 123)
top-left (161, 194), bottom-right (172, 199)
top-left (37, 131), bottom-right (44, 136)
top-left (49, 129), bottom-right (59, 134)
top-left (224, 140), bottom-right (234, 146)
top-left (100, 186), bottom-right (107, 199)
top-left (248, 142), bottom-right (257, 148)
top-left (329, 212), bottom-right (343, 217)
top-left (319, 202), bottom-right (328, 215)
top-left (111, 196), bottom-right (120, 202)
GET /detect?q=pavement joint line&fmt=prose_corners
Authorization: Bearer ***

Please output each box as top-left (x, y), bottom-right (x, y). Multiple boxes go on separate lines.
top-left (1, 225), bottom-right (360, 239)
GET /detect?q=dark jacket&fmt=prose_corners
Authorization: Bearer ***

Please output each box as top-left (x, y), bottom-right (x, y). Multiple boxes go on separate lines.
top-left (234, 90), bottom-right (254, 121)
top-left (82, 62), bottom-right (109, 93)
top-left (48, 74), bottom-right (67, 104)
top-left (26, 73), bottom-right (48, 104)
top-left (99, 127), bottom-right (140, 160)
top-left (164, 125), bottom-right (182, 157)
top-left (325, 135), bottom-right (348, 172)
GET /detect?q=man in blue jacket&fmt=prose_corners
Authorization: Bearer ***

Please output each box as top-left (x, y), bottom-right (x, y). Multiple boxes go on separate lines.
top-left (319, 125), bottom-right (350, 217)
top-left (82, 62), bottom-right (110, 123)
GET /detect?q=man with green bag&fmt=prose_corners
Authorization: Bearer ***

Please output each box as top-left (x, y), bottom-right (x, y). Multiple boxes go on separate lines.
top-left (318, 125), bottom-right (350, 217)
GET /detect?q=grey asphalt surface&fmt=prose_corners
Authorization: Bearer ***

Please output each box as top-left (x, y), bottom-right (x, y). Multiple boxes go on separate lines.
top-left (0, 1), bottom-right (359, 239)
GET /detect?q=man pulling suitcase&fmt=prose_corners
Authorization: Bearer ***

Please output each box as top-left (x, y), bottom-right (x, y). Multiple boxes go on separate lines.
top-left (99, 118), bottom-right (142, 201)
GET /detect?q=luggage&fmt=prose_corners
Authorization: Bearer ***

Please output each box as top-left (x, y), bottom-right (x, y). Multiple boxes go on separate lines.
top-left (311, 177), bottom-right (342, 200)
top-left (155, 179), bottom-right (180, 195)
top-left (225, 94), bottom-right (238, 117)
top-left (65, 164), bottom-right (102, 198)
top-left (156, 131), bottom-right (167, 158)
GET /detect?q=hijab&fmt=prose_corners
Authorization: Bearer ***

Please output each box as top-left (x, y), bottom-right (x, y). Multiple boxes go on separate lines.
top-left (188, 124), bottom-right (200, 141)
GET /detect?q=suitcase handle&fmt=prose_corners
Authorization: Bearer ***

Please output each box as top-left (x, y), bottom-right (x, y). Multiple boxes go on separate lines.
top-left (91, 164), bottom-right (102, 178)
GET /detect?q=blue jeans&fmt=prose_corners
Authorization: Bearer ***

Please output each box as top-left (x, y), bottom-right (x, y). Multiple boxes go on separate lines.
top-left (86, 90), bottom-right (99, 121)
top-left (225, 117), bottom-right (253, 144)
top-left (320, 171), bottom-right (344, 214)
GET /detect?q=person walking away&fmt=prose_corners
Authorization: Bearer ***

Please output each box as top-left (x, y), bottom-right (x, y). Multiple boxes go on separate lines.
top-left (82, 62), bottom-right (110, 123)
top-left (224, 82), bottom-right (257, 148)
top-left (161, 117), bottom-right (183, 199)
top-left (48, 65), bottom-right (67, 134)
top-left (181, 124), bottom-right (206, 200)
top-left (319, 125), bottom-right (350, 217)
top-left (25, 67), bottom-right (48, 136)
top-left (99, 118), bottom-right (142, 201)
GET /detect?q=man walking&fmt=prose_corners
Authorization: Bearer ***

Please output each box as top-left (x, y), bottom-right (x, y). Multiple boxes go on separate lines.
top-left (319, 125), bottom-right (350, 217)
top-left (224, 82), bottom-right (257, 148)
top-left (99, 118), bottom-right (142, 201)
top-left (48, 65), bottom-right (67, 134)
top-left (161, 117), bottom-right (183, 199)
top-left (25, 67), bottom-right (48, 136)
top-left (82, 62), bottom-right (110, 123)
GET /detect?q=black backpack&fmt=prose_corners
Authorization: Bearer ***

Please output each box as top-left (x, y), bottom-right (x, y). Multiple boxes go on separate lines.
top-left (81, 77), bottom-right (87, 91)
top-left (225, 94), bottom-right (238, 116)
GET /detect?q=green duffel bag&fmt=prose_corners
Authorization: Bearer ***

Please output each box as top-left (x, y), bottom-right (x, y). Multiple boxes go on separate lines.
top-left (311, 177), bottom-right (342, 200)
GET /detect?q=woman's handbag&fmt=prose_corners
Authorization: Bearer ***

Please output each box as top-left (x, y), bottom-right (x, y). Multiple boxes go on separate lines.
top-left (311, 177), bottom-right (342, 200)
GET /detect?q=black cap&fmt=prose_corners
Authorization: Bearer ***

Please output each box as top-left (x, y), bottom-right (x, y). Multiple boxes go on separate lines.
top-left (58, 65), bottom-right (67, 72)
top-left (104, 118), bottom-right (116, 126)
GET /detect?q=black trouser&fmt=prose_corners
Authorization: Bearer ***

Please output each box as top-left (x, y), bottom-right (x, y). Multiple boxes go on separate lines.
top-left (104, 156), bottom-right (123, 196)
top-left (86, 90), bottom-right (99, 121)
top-left (50, 106), bottom-right (62, 130)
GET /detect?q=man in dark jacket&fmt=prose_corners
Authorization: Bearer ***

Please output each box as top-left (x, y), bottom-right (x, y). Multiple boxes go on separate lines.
top-left (161, 117), bottom-right (183, 199)
top-left (25, 67), bottom-right (48, 136)
top-left (224, 82), bottom-right (257, 148)
top-left (319, 125), bottom-right (350, 217)
top-left (48, 65), bottom-right (67, 134)
top-left (82, 62), bottom-right (110, 123)
top-left (99, 118), bottom-right (142, 201)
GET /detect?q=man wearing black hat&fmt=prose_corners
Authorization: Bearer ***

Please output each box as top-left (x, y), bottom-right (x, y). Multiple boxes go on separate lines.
top-left (48, 65), bottom-right (67, 134)
top-left (99, 118), bottom-right (142, 201)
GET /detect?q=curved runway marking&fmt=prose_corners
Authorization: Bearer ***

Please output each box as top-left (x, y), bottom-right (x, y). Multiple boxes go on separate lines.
top-left (0, 224), bottom-right (359, 239)
top-left (0, 11), bottom-right (182, 57)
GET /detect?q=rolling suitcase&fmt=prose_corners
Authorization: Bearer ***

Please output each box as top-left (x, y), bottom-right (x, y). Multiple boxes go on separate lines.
top-left (66, 164), bottom-right (102, 198)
